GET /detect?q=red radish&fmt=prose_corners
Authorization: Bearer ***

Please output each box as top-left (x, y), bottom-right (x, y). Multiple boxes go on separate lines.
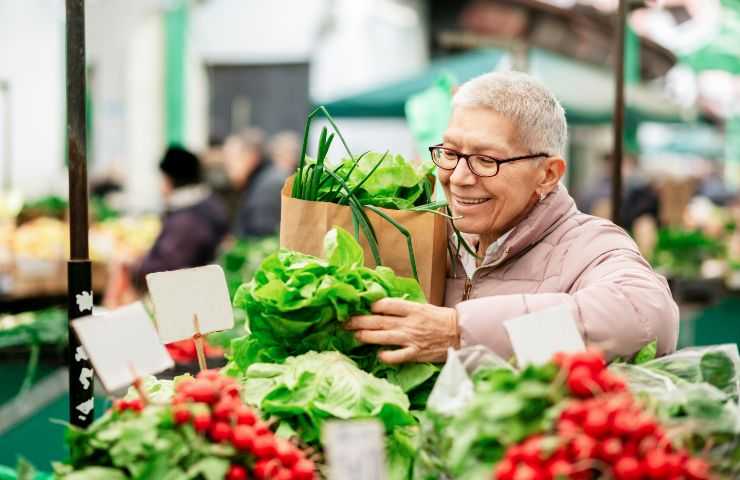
top-left (561, 402), bottom-right (587, 423)
top-left (494, 458), bottom-right (515, 480)
top-left (172, 406), bottom-right (191, 425)
top-left (505, 445), bottom-right (524, 462)
top-left (113, 400), bottom-right (128, 412)
top-left (253, 459), bottom-right (280, 479)
top-left (223, 383), bottom-right (241, 398)
top-left (252, 435), bottom-right (278, 459)
top-left (598, 437), bottom-right (623, 463)
top-left (570, 351), bottom-right (605, 374)
top-left (511, 463), bottom-right (543, 480)
top-left (291, 459), bottom-right (315, 480)
top-left (193, 412), bottom-right (211, 433)
top-left (635, 416), bottom-right (657, 439)
top-left (583, 410), bottom-right (609, 438)
top-left (665, 453), bottom-right (686, 477)
top-left (186, 381), bottom-right (219, 404)
top-left (209, 421), bottom-right (232, 443)
top-left (570, 435), bottom-right (597, 460)
top-left (231, 425), bottom-right (256, 450)
top-left (273, 469), bottom-right (292, 480)
top-left (546, 460), bottom-right (572, 478)
top-left (277, 442), bottom-right (301, 467)
top-left (213, 398), bottom-right (236, 420)
top-left (644, 451), bottom-right (669, 478)
top-left (226, 465), bottom-right (248, 480)
top-left (128, 398), bottom-right (144, 412)
top-left (684, 458), bottom-right (710, 480)
top-left (613, 456), bottom-right (642, 480)
top-left (567, 366), bottom-right (596, 397)
top-left (638, 436), bottom-right (659, 456)
top-left (611, 411), bottom-right (636, 436)
top-left (253, 421), bottom-right (270, 436)
top-left (236, 405), bottom-right (258, 426)
top-left (597, 370), bottom-right (626, 392)
top-left (556, 419), bottom-right (579, 437)
top-left (520, 436), bottom-right (542, 464)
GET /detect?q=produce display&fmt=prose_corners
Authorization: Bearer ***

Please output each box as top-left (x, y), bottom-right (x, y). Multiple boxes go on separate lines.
top-left (0, 215), bottom-right (159, 268)
top-left (415, 344), bottom-right (740, 480)
top-left (0, 308), bottom-right (67, 350)
top-left (55, 369), bottom-right (318, 480)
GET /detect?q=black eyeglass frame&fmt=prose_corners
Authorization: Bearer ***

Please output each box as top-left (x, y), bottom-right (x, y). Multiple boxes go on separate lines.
top-left (428, 144), bottom-right (550, 177)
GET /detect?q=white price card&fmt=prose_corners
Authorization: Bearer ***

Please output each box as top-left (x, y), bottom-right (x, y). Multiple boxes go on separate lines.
top-left (503, 304), bottom-right (585, 366)
top-left (146, 265), bottom-right (233, 343)
top-left (71, 302), bottom-right (174, 392)
top-left (324, 420), bottom-right (386, 480)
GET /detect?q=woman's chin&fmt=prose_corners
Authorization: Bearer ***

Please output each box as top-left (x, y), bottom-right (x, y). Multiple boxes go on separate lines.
top-left (452, 217), bottom-right (484, 236)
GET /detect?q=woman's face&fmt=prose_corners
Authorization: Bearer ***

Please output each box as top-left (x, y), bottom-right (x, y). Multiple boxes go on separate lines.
top-left (438, 106), bottom-right (545, 240)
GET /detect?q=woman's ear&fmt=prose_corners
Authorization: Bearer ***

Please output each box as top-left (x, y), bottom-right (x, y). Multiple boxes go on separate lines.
top-left (539, 156), bottom-right (566, 192)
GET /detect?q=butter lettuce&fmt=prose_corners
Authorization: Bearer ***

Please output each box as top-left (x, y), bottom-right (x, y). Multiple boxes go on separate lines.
top-left (225, 228), bottom-right (437, 403)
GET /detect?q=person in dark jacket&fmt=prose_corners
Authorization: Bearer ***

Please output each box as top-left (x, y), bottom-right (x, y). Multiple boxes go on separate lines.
top-left (130, 146), bottom-right (229, 291)
top-left (223, 129), bottom-right (298, 238)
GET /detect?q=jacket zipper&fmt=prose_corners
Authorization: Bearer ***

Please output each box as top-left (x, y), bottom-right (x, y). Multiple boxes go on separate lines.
top-left (462, 278), bottom-right (472, 301)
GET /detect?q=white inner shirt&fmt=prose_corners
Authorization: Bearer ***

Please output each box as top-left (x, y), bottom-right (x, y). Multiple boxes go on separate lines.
top-left (455, 230), bottom-right (513, 279)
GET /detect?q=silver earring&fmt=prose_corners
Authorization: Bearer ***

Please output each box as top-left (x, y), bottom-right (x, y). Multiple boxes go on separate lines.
top-left (539, 192), bottom-right (546, 201)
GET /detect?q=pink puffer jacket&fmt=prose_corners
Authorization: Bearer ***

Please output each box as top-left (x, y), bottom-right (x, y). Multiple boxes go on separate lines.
top-left (445, 184), bottom-right (679, 360)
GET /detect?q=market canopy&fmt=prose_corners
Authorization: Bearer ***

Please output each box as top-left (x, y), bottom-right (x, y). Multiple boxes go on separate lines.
top-left (318, 48), bottom-right (696, 125)
top-left (679, 0), bottom-right (740, 75)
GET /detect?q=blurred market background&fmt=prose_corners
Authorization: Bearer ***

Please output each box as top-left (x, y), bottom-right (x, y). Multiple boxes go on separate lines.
top-left (1, 0), bottom-right (740, 473)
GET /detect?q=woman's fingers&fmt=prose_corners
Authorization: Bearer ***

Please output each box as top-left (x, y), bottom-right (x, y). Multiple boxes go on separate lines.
top-left (378, 346), bottom-right (417, 365)
top-left (370, 297), bottom-right (416, 316)
top-left (345, 314), bottom-right (396, 331)
top-left (354, 329), bottom-right (407, 346)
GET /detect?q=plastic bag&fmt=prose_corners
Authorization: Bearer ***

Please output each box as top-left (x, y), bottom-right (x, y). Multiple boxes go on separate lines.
top-left (612, 344), bottom-right (740, 401)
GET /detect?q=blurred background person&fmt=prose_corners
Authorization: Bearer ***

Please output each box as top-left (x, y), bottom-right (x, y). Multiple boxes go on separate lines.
top-left (578, 151), bottom-right (661, 232)
top-left (104, 146), bottom-right (228, 306)
top-left (223, 128), bottom-right (299, 238)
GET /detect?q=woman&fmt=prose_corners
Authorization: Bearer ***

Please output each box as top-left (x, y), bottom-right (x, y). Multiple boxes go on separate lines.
top-left (346, 71), bottom-right (678, 363)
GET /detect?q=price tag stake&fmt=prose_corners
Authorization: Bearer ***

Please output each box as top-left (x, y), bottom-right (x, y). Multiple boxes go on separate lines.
top-left (192, 314), bottom-right (208, 372)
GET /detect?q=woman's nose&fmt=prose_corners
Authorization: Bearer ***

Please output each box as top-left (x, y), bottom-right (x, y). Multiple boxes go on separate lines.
top-left (449, 157), bottom-right (477, 186)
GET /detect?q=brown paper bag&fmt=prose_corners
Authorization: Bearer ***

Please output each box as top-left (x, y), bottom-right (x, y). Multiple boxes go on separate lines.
top-left (280, 177), bottom-right (447, 305)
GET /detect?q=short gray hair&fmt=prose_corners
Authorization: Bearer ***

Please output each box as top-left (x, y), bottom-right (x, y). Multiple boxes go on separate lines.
top-left (453, 71), bottom-right (568, 157)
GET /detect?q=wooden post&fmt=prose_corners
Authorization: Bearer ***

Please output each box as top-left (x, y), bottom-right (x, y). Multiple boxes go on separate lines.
top-left (66, 0), bottom-right (94, 428)
top-left (192, 314), bottom-right (208, 372)
top-left (611, 0), bottom-right (627, 228)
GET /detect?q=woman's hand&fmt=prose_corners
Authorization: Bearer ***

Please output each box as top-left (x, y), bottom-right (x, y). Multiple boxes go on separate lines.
top-left (345, 298), bottom-right (460, 364)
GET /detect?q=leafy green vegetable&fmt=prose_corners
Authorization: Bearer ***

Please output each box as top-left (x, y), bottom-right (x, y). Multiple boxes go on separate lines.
top-left (225, 228), bottom-right (437, 402)
top-left (634, 340), bottom-right (658, 364)
top-left (415, 362), bottom-right (564, 480)
top-left (240, 351), bottom-right (417, 480)
top-left (651, 228), bottom-right (725, 278)
top-left (241, 351), bottom-right (414, 442)
top-left (325, 152), bottom-right (434, 210)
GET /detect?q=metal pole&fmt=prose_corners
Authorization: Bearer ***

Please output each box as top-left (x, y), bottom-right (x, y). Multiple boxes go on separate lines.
top-left (0, 82), bottom-right (11, 190)
top-left (611, 0), bottom-right (627, 228)
top-left (66, 0), bottom-right (94, 428)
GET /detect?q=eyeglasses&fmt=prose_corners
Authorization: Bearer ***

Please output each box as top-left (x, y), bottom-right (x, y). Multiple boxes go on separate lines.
top-left (428, 144), bottom-right (550, 177)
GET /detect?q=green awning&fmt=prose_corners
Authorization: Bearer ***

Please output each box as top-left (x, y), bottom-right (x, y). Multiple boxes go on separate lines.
top-left (318, 48), bottom-right (694, 125)
top-left (679, 0), bottom-right (740, 74)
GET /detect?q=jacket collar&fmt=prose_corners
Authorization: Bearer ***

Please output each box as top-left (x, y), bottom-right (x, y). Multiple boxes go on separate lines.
top-left (166, 184), bottom-right (211, 211)
top-left (455, 183), bottom-right (577, 274)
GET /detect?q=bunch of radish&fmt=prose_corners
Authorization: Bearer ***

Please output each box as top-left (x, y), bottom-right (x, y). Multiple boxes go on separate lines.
top-left (169, 369), bottom-right (317, 480)
top-left (493, 351), bottom-right (713, 480)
